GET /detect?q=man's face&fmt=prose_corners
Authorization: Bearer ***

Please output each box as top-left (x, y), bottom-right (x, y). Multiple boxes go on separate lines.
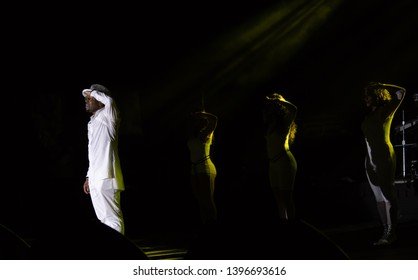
top-left (85, 92), bottom-right (103, 113)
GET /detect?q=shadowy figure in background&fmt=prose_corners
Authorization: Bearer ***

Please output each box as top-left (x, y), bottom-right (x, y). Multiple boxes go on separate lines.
top-left (187, 110), bottom-right (218, 226)
top-left (263, 93), bottom-right (298, 220)
top-left (82, 84), bottom-right (125, 235)
top-left (361, 82), bottom-right (406, 246)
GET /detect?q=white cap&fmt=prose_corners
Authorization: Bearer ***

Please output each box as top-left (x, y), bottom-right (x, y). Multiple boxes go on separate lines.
top-left (82, 84), bottom-right (111, 97)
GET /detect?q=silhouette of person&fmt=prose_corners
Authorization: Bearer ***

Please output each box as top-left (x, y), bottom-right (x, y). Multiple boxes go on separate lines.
top-left (361, 82), bottom-right (406, 245)
top-left (187, 110), bottom-right (218, 226)
top-left (263, 93), bottom-right (298, 220)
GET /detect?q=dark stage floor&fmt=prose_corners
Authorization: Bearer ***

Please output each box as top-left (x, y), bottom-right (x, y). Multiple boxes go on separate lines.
top-left (2, 180), bottom-right (418, 260)
top-left (2, 216), bottom-right (418, 260)
top-left (322, 219), bottom-right (418, 260)
top-left (131, 218), bottom-right (418, 260)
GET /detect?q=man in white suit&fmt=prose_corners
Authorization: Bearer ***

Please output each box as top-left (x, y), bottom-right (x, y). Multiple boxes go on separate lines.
top-left (82, 84), bottom-right (125, 235)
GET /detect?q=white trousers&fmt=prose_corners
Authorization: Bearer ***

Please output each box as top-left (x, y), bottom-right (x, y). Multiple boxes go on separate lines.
top-left (89, 178), bottom-right (125, 235)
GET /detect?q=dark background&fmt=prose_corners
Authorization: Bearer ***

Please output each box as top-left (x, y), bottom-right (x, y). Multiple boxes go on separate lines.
top-left (2, 0), bottom-right (418, 238)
